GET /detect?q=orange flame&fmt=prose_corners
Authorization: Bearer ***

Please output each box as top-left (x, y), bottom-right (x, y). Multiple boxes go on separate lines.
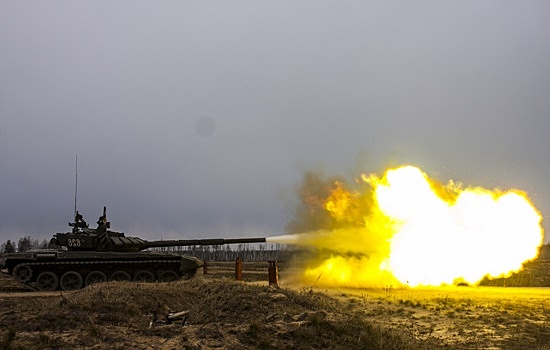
top-left (298, 165), bottom-right (543, 287)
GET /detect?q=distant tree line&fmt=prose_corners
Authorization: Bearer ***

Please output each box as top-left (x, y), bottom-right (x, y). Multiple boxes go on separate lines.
top-left (2, 235), bottom-right (549, 263)
top-left (152, 243), bottom-right (285, 262)
top-left (1, 236), bottom-right (51, 254)
top-left (540, 243), bottom-right (550, 260)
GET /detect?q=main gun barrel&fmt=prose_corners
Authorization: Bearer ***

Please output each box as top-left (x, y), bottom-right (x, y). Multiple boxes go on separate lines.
top-left (143, 237), bottom-right (266, 249)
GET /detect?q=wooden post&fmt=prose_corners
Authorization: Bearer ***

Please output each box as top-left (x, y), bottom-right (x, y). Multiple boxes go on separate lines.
top-left (203, 260), bottom-right (208, 275)
top-left (235, 257), bottom-right (243, 281)
top-left (268, 260), bottom-right (278, 286)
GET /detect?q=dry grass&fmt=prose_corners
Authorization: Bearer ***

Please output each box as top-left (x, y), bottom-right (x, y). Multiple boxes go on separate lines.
top-left (0, 274), bottom-right (433, 349)
top-left (0, 263), bottom-right (549, 349)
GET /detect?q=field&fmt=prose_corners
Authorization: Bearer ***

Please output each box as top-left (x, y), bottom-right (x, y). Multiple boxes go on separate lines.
top-left (0, 261), bottom-right (549, 349)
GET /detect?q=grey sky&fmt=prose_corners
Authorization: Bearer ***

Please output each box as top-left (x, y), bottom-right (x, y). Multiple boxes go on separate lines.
top-left (1, 1), bottom-right (549, 243)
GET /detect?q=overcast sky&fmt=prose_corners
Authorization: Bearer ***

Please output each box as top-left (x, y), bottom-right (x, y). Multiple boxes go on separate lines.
top-left (1, 1), bottom-right (549, 243)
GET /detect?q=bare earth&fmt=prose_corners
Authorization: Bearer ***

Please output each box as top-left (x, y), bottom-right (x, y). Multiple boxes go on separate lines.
top-left (0, 262), bottom-right (549, 349)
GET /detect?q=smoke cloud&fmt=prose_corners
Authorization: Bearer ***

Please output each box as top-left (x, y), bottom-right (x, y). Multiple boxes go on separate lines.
top-left (272, 165), bottom-right (543, 288)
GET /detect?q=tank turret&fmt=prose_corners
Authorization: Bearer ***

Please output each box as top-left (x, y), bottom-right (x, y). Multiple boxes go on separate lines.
top-left (1, 207), bottom-right (266, 291)
top-left (51, 207), bottom-right (265, 252)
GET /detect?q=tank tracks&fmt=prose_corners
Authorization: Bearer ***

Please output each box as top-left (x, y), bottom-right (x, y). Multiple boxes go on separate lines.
top-left (8, 259), bottom-right (196, 291)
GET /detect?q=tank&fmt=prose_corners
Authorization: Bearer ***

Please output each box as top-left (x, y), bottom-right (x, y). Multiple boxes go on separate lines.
top-left (0, 207), bottom-right (266, 291)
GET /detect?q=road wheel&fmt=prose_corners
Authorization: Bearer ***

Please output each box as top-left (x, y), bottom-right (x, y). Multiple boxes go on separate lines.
top-left (158, 270), bottom-right (179, 282)
top-left (134, 270), bottom-right (155, 282)
top-left (36, 271), bottom-right (59, 291)
top-left (85, 271), bottom-right (107, 286)
top-left (109, 270), bottom-right (131, 282)
top-left (13, 264), bottom-right (32, 283)
top-left (60, 271), bottom-right (83, 291)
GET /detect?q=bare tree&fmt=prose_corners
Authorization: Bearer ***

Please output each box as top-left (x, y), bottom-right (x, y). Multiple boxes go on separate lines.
top-left (17, 236), bottom-right (32, 252)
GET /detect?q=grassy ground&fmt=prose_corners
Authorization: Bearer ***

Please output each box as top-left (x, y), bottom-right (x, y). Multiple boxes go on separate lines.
top-left (0, 262), bottom-right (549, 349)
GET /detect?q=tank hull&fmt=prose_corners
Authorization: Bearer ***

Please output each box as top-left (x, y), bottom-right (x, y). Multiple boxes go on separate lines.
top-left (0, 250), bottom-right (202, 291)
top-left (0, 207), bottom-right (264, 291)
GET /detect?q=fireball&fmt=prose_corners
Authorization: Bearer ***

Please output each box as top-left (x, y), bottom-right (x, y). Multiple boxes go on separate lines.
top-left (275, 165), bottom-right (544, 287)
top-left (375, 166), bottom-right (542, 286)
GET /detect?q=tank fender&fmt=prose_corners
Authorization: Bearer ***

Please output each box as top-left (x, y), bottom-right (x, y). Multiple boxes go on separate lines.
top-left (181, 256), bottom-right (203, 270)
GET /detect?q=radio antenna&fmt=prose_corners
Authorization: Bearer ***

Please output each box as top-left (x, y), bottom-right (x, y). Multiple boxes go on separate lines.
top-left (74, 155), bottom-right (78, 219)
